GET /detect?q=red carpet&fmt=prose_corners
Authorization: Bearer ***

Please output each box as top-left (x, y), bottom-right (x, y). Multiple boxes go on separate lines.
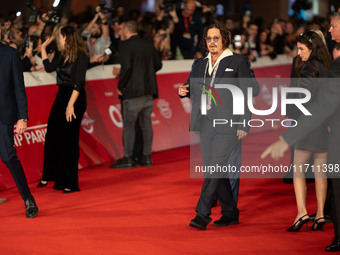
top-left (0, 130), bottom-right (333, 254)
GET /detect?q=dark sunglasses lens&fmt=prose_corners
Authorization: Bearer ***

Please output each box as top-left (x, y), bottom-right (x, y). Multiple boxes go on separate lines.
top-left (213, 36), bottom-right (219, 42)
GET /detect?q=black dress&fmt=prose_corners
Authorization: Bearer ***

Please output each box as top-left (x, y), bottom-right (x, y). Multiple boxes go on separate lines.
top-left (292, 59), bottom-right (328, 151)
top-left (41, 50), bottom-right (88, 191)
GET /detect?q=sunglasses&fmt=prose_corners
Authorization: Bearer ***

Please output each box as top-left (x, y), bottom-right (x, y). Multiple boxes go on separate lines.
top-left (205, 36), bottom-right (221, 43)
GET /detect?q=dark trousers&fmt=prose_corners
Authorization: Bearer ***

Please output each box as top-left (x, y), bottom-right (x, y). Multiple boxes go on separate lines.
top-left (121, 101), bottom-right (143, 159)
top-left (42, 87), bottom-right (86, 191)
top-left (227, 140), bottom-right (242, 204)
top-left (331, 178), bottom-right (340, 239)
top-left (0, 121), bottom-right (31, 200)
top-left (196, 117), bottom-right (239, 223)
top-left (122, 95), bottom-right (154, 157)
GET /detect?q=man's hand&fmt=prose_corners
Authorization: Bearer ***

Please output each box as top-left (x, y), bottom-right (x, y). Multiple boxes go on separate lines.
top-left (117, 89), bottom-right (123, 96)
top-left (16, 119), bottom-right (27, 134)
top-left (178, 84), bottom-right (189, 96)
top-left (90, 54), bottom-right (104, 63)
top-left (237, 130), bottom-right (248, 140)
top-left (169, 6), bottom-right (179, 23)
top-left (261, 139), bottom-right (289, 161)
top-left (112, 67), bottom-right (121, 77)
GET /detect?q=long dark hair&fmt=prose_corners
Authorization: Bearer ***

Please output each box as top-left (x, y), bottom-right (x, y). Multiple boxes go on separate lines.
top-left (200, 23), bottom-right (231, 53)
top-left (294, 30), bottom-right (331, 77)
top-left (60, 26), bottom-right (88, 63)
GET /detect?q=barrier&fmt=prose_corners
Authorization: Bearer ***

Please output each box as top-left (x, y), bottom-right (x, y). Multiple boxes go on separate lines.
top-left (0, 55), bottom-right (293, 190)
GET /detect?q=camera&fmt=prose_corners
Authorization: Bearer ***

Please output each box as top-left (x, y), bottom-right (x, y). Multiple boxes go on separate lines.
top-left (25, 35), bottom-right (40, 55)
top-left (234, 35), bottom-right (242, 48)
top-left (26, 0), bottom-right (60, 24)
top-left (161, 0), bottom-right (181, 13)
top-left (98, 0), bottom-right (114, 14)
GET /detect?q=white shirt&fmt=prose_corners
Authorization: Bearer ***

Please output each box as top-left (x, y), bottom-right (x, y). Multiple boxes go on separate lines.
top-left (204, 49), bottom-right (233, 75)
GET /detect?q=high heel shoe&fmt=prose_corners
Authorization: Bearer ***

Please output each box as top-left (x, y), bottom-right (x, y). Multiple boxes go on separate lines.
top-left (310, 217), bottom-right (326, 231)
top-left (286, 214), bottom-right (309, 232)
top-left (37, 180), bottom-right (48, 187)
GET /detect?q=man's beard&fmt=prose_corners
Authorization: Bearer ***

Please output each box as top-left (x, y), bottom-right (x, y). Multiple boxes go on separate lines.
top-left (209, 47), bottom-right (218, 55)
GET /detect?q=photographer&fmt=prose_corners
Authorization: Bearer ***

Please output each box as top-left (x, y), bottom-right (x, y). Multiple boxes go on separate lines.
top-left (22, 35), bottom-right (45, 72)
top-left (81, 5), bottom-right (111, 65)
top-left (153, 28), bottom-right (171, 60)
top-left (174, 0), bottom-right (203, 59)
top-left (155, 4), bottom-right (179, 60)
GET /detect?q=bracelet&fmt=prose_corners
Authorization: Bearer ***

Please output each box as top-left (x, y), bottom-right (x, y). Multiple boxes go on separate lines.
top-left (102, 21), bottom-right (108, 25)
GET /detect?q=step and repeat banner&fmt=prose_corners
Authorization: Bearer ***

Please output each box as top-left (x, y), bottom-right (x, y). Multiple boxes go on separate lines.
top-left (0, 55), bottom-right (293, 190)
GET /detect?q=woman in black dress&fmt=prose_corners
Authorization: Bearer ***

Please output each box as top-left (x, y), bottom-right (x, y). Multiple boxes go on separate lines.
top-left (37, 26), bottom-right (88, 193)
top-left (286, 31), bottom-right (332, 232)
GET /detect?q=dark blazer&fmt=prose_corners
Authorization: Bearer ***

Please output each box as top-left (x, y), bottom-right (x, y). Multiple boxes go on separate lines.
top-left (287, 57), bottom-right (328, 119)
top-left (0, 43), bottom-right (28, 125)
top-left (282, 57), bottom-right (340, 165)
top-left (185, 53), bottom-right (252, 134)
top-left (118, 35), bottom-right (162, 100)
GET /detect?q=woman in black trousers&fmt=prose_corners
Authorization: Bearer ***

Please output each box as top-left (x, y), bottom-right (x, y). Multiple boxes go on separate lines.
top-left (37, 26), bottom-right (88, 193)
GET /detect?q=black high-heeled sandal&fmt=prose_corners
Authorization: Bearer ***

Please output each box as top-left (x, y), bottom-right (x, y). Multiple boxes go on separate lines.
top-left (37, 180), bottom-right (48, 187)
top-left (286, 214), bottom-right (310, 232)
top-left (310, 217), bottom-right (326, 231)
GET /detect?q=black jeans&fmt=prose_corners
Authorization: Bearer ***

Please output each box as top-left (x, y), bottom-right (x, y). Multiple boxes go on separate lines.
top-left (122, 95), bottom-right (154, 157)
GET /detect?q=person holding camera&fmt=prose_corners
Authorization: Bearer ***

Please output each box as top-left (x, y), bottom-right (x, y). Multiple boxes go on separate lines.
top-left (22, 35), bottom-right (45, 72)
top-left (175, 0), bottom-right (203, 59)
top-left (81, 5), bottom-right (111, 65)
top-left (154, 28), bottom-right (171, 60)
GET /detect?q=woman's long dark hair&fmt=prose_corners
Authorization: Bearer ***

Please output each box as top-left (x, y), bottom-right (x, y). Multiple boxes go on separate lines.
top-left (60, 26), bottom-right (88, 63)
top-left (294, 30), bottom-right (331, 77)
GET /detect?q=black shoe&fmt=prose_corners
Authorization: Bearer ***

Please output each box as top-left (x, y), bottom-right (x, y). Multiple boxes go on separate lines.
top-left (37, 180), bottom-right (48, 187)
top-left (286, 214), bottom-right (309, 232)
top-left (326, 238), bottom-right (340, 252)
top-left (213, 216), bottom-right (239, 227)
top-left (189, 215), bottom-right (208, 230)
top-left (132, 157), bottom-right (142, 167)
top-left (141, 155), bottom-right (153, 167)
top-left (110, 157), bottom-right (133, 169)
top-left (309, 213), bottom-right (316, 222)
top-left (24, 195), bottom-right (38, 218)
top-left (63, 189), bottom-right (75, 193)
top-left (211, 200), bottom-right (218, 208)
top-left (310, 217), bottom-right (326, 231)
top-left (309, 212), bottom-right (333, 223)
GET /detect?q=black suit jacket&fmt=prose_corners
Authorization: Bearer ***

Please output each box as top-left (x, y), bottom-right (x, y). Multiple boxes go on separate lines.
top-left (118, 35), bottom-right (162, 100)
top-left (185, 53), bottom-right (252, 134)
top-left (282, 57), bottom-right (340, 165)
top-left (0, 43), bottom-right (28, 125)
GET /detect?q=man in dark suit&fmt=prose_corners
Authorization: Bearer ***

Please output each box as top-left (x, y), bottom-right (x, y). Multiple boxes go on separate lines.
top-left (262, 13), bottom-right (340, 252)
top-left (0, 37), bottom-right (38, 218)
top-left (179, 23), bottom-right (252, 229)
top-left (110, 20), bottom-right (162, 169)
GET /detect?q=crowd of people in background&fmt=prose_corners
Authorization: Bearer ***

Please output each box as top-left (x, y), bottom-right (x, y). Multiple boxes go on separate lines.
top-left (0, 0), bottom-right (337, 72)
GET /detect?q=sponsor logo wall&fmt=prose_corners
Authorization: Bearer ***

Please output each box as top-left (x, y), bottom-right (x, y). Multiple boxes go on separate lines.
top-left (0, 56), bottom-right (292, 190)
